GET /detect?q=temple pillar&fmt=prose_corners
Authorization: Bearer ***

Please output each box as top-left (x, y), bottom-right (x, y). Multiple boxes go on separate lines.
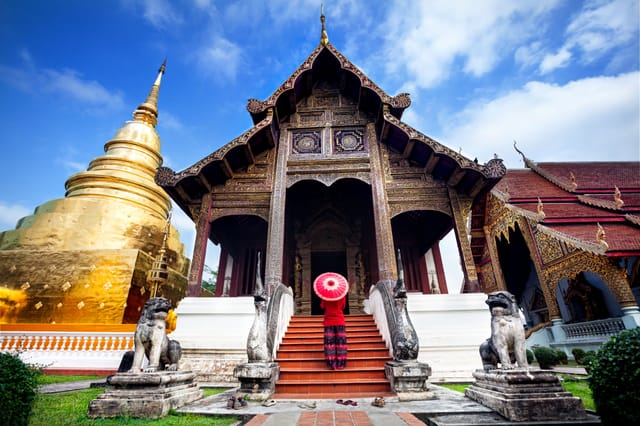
top-left (367, 122), bottom-right (397, 282)
top-left (265, 120), bottom-right (289, 295)
top-left (449, 188), bottom-right (478, 291)
top-left (187, 192), bottom-right (213, 297)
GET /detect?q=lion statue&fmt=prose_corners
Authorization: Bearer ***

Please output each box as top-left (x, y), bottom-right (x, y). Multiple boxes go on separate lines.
top-left (127, 297), bottom-right (182, 373)
top-left (479, 290), bottom-right (528, 371)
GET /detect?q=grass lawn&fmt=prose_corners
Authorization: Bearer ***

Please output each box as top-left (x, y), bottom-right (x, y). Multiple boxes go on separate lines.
top-left (37, 374), bottom-right (105, 386)
top-left (29, 375), bottom-right (238, 425)
top-left (439, 375), bottom-right (595, 411)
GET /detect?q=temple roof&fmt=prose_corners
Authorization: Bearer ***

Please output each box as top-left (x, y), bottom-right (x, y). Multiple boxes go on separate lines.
top-left (485, 148), bottom-right (640, 257)
top-left (156, 39), bottom-right (505, 219)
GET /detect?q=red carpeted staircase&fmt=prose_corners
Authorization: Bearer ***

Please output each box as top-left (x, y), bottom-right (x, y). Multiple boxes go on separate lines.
top-left (272, 314), bottom-right (394, 399)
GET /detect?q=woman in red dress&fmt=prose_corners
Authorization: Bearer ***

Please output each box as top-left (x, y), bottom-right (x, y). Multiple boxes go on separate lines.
top-left (321, 296), bottom-right (347, 370)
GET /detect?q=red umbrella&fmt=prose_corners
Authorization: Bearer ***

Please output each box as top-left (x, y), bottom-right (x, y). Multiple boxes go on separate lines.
top-left (313, 272), bottom-right (349, 301)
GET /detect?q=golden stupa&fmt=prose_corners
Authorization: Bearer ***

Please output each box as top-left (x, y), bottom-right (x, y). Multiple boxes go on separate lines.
top-left (0, 62), bottom-right (190, 324)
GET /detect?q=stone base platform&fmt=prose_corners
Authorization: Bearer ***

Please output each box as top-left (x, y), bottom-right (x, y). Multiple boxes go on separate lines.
top-left (87, 371), bottom-right (203, 418)
top-left (464, 369), bottom-right (589, 422)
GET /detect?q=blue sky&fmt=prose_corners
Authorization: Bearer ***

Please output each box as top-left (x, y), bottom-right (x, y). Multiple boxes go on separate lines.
top-left (0, 0), bottom-right (638, 288)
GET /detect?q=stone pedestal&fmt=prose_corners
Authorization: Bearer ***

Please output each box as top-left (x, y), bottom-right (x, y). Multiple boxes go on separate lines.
top-left (87, 371), bottom-right (203, 418)
top-left (385, 360), bottom-right (433, 401)
top-left (465, 369), bottom-right (588, 422)
top-left (234, 362), bottom-right (280, 400)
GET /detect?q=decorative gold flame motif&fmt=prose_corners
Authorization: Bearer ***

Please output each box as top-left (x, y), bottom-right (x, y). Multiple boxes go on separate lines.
top-left (614, 186), bottom-right (624, 208)
top-left (596, 223), bottom-right (609, 250)
top-left (569, 171), bottom-right (578, 190)
top-left (537, 197), bottom-right (545, 219)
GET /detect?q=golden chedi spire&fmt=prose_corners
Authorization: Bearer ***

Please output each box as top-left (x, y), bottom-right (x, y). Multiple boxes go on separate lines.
top-left (320, 4), bottom-right (329, 46)
top-left (134, 59), bottom-right (165, 127)
top-left (64, 60), bottom-right (170, 218)
top-left (0, 62), bottom-right (189, 325)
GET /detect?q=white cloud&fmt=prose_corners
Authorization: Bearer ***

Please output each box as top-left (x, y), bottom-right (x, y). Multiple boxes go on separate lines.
top-left (0, 202), bottom-right (31, 230)
top-left (43, 69), bottom-right (125, 110)
top-left (539, 47), bottom-right (572, 74)
top-left (138, 0), bottom-right (183, 28)
top-left (567, 0), bottom-right (639, 59)
top-left (441, 72), bottom-right (640, 168)
top-left (537, 0), bottom-right (640, 73)
top-left (195, 36), bottom-right (244, 81)
top-left (0, 62), bottom-right (124, 111)
top-left (380, 0), bottom-right (560, 89)
top-left (158, 110), bottom-right (183, 131)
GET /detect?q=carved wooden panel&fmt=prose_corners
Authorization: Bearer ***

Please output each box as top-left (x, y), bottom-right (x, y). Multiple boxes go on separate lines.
top-left (334, 128), bottom-right (365, 154)
top-left (291, 131), bottom-right (322, 154)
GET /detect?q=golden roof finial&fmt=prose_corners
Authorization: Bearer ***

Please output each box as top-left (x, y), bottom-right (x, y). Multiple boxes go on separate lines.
top-left (614, 186), bottom-right (624, 208)
top-left (569, 171), bottom-right (578, 190)
top-left (320, 3), bottom-right (329, 46)
top-left (596, 223), bottom-right (608, 251)
top-left (537, 197), bottom-right (545, 220)
top-left (133, 59), bottom-right (167, 128)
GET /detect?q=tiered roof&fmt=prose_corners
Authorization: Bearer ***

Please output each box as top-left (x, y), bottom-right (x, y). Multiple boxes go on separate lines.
top-left (156, 22), bottom-right (504, 219)
top-left (490, 147), bottom-right (640, 257)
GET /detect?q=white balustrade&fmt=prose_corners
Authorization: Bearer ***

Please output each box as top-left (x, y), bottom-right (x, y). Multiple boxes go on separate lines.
top-left (562, 318), bottom-right (625, 340)
top-left (0, 330), bottom-right (134, 372)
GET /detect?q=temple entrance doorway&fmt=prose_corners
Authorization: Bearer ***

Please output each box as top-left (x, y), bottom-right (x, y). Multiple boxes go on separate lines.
top-left (310, 251), bottom-right (349, 315)
top-left (285, 178), bottom-right (377, 315)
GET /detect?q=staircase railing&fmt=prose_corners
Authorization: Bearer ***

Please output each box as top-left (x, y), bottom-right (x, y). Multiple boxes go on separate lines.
top-left (267, 282), bottom-right (294, 359)
top-left (367, 250), bottom-right (420, 361)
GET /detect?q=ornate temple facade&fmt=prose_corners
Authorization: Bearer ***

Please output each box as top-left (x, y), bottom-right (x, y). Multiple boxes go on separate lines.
top-left (0, 63), bottom-right (190, 325)
top-left (155, 38), bottom-right (506, 316)
top-left (469, 146), bottom-right (640, 349)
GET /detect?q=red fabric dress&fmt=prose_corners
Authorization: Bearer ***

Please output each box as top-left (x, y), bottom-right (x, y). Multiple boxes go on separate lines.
top-left (321, 296), bottom-right (347, 369)
top-left (321, 298), bottom-right (346, 326)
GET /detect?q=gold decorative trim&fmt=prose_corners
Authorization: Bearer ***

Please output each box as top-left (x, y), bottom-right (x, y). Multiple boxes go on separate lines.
top-left (577, 194), bottom-right (623, 211)
top-left (513, 142), bottom-right (577, 192)
top-left (625, 214), bottom-right (640, 226)
top-left (536, 224), bottom-right (606, 255)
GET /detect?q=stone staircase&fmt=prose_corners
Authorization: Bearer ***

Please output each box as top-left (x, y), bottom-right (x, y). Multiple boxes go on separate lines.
top-left (273, 314), bottom-right (394, 399)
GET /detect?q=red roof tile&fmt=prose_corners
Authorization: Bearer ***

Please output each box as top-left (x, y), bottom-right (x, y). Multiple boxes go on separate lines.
top-left (536, 162), bottom-right (640, 191)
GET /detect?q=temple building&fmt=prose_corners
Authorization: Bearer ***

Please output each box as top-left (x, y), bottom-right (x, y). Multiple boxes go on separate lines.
top-left (0, 63), bottom-right (189, 325)
top-left (156, 37), bottom-right (505, 316)
top-left (1, 12), bottom-right (637, 383)
top-left (469, 146), bottom-right (640, 350)
top-left (154, 15), bottom-right (639, 385)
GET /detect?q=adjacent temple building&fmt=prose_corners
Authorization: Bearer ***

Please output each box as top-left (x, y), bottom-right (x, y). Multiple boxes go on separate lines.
top-left (0, 13), bottom-right (638, 383)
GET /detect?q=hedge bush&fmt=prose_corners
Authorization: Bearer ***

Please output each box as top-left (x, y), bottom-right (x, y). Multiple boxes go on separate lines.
top-left (588, 327), bottom-right (640, 425)
top-left (571, 348), bottom-right (585, 364)
top-left (0, 352), bottom-right (41, 426)
top-left (533, 346), bottom-right (567, 370)
top-left (526, 348), bottom-right (534, 364)
top-left (556, 349), bottom-right (568, 365)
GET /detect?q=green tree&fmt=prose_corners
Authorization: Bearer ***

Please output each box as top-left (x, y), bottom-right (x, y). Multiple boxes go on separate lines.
top-left (201, 265), bottom-right (218, 294)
